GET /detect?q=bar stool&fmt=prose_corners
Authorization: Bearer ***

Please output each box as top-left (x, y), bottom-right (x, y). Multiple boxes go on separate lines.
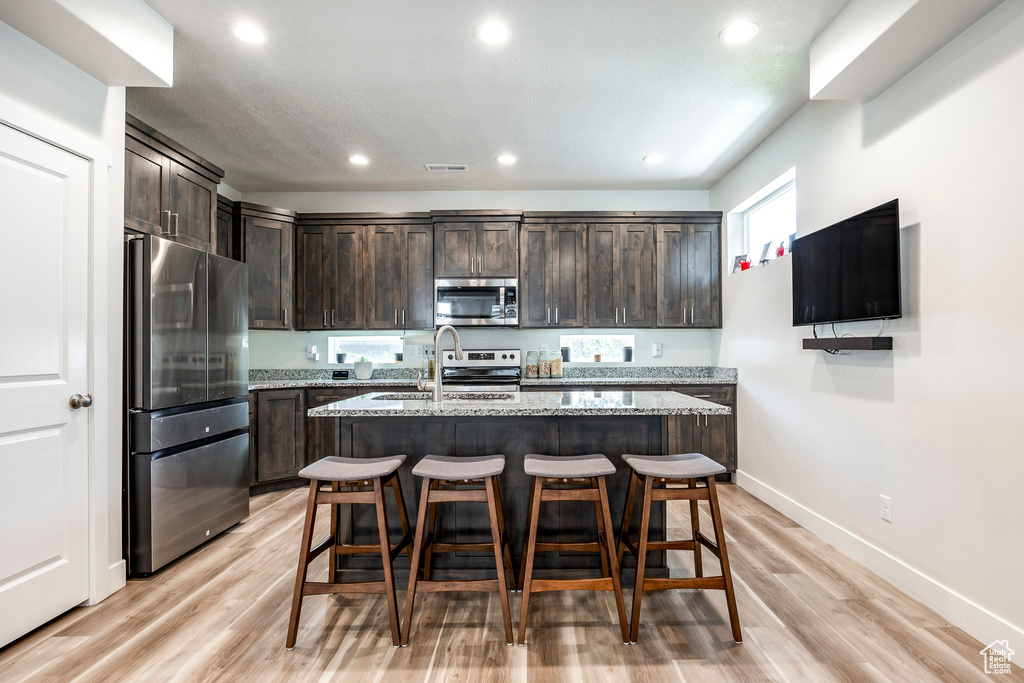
top-left (517, 453), bottom-right (629, 645)
top-left (286, 455), bottom-right (413, 649)
top-left (617, 452), bottom-right (741, 643)
top-left (401, 455), bottom-right (516, 645)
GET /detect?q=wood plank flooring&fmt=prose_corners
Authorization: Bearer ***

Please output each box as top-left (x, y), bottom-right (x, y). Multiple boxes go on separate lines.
top-left (0, 484), bottom-right (1017, 682)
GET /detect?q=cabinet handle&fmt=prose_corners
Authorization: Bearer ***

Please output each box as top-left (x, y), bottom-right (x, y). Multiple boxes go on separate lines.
top-left (691, 307), bottom-right (694, 324)
top-left (615, 308), bottom-right (618, 324)
top-left (402, 309), bottom-right (406, 326)
top-left (323, 310), bottom-right (328, 327)
top-left (478, 257), bottom-right (482, 274)
top-left (683, 307), bottom-right (687, 325)
top-left (394, 309), bottom-right (398, 325)
top-left (171, 212), bottom-right (179, 237)
top-left (161, 210), bottom-right (171, 235)
top-left (331, 310), bottom-right (336, 326)
top-left (547, 307), bottom-right (550, 324)
top-left (694, 394), bottom-right (711, 398)
top-left (623, 304), bottom-right (626, 323)
top-left (705, 414), bottom-right (708, 427)
top-left (471, 257), bottom-right (475, 275)
top-left (283, 308), bottom-right (288, 326)
top-left (555, 307), bottom-right (558, 324)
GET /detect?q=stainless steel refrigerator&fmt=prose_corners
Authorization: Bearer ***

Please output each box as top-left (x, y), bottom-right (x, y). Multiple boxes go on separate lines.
top-left (125, 235), bottom-right (250, 575)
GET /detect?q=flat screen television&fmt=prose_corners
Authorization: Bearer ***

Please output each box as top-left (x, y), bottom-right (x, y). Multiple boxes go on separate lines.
top-left (791, 199), bottom-right (902, 327)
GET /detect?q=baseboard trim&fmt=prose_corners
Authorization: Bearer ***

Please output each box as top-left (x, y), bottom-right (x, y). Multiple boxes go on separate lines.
top-left (735, 470), bottom-right (1023, 647)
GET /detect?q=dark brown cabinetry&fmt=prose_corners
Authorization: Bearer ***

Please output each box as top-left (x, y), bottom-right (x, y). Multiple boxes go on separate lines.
top-left (214, 194), bottom-right (233, 258)
top-left (656, 219), bottom-right (722, 328)
top-left (294, 218), bottom-right (368, 331)
top-left (519, 221), bottom-right (586, 328)
top-left (124, 115), bottom-right (223, 252)
top-left (365, 216), bottom-right (434, 330)
top-left (432, 211), bottom-right (521, 278)
top-left (234, 202), bottom-right (297, 330)
top-left (254, 389), bottom-right (305, 483)
top-left (587, 223), bottom-right (655, 328)
top-left (305, 388), bottom-right (359, 465)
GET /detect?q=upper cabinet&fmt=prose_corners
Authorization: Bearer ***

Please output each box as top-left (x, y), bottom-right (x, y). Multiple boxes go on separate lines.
top-left (586, 223), bottom-right (656, 328)
top-left (214, 194), bottom-right (233, 258)
top-left (655, 217), bottom-right (722, 328)
top-left (234, 202), bottom-right (297, 330)
top-left (519, 220), bottom-right (586, 328)
top-left (363, 215), bottom-right (434, 330)
top-left (124, 115), bottom-right (223, 252)
top-left (432, 210), bottom-right (521, 278)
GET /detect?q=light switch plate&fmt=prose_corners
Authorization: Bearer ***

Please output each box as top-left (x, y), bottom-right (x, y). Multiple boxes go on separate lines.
top-left (652, 342), bottom-right (663, 358)
top-left (306, 345), bottom-right (318, 360)
top-left (880, 494), bottom-right (892, 522)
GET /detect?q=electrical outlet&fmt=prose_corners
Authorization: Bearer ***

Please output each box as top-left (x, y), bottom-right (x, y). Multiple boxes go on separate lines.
top-left (306, 345), bottom-right (318, 361)
top-left (652, 342), bottom-right (663, 358)
top-left (880, 495), bottom-right (892, 522)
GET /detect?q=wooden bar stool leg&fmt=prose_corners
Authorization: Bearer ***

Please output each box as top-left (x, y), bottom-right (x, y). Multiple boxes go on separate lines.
top-left (706, 476), bottom-right (742, 643)
top-left (689, 478), bottom-right (703, 579)
top-left (401, 477), bottom-right (432, 646)
top-left (286, 480), bottom-right (320, 649)
top-left (492, 477), bottom-right (517, 590)
top-left (373, 477), bottom-right (401, 647)
top-left (423, 479), bottom-right (439, 580)
top-left (516, 476), bottom-right (543, 645)
top-left (390, 474), bottom-right (414, 560)
top-left (329, 481), bottom-right (340, 584)
top-left (628, 475), bottom-right (654, 643)
top-left (593, 479), bottom-right (610, 578)
top-left (597, 477), bottom-right (630, 643)
top-left (485, 477), bottom-right (515, 644)
top-left (616, 470), bottom-right (639, 568)
top-left (516, 474), bottom-right (538, 591)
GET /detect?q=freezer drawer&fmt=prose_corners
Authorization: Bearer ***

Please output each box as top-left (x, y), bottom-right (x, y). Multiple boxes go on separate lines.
top-left (129, 398), bottom-right (249, 453)
top-left (129, 432), bottom-right (249, 575)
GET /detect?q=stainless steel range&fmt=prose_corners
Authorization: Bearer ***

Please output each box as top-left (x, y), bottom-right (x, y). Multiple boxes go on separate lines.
top-left (439, 348), bottom-right (521, 392)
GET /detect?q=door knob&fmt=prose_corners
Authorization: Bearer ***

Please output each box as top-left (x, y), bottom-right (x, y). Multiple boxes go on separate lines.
top-left (69, 393), bottom-right (93, 409)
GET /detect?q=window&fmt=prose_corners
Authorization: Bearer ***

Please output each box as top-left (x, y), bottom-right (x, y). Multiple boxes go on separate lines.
top-left (328, 336), bottom-right (404, 364)
top-left (744, 179), bottom-right (795, 262)
top-left (558, 334), bottom-right (635, 363)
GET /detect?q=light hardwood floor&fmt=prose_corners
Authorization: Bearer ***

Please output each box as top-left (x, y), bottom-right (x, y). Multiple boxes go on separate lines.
top-left (0, 484), bottom-right (1017, 682)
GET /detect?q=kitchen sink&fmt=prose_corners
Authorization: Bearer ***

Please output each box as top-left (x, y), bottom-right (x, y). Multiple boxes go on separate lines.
top-left (372, 392), bottom-right (515, 401)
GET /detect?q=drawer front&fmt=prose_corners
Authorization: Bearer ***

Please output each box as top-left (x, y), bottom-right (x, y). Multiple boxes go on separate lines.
top-left (672, 385), bottom-right (734, 406)
top-left (306, 388), bottom-right (359, 408)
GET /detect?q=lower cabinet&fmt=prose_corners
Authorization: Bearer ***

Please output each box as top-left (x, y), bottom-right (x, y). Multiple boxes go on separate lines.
top-left (305, 388), bottom-right (359, 465)
top-left (254, 389), bottom-right (305, 484)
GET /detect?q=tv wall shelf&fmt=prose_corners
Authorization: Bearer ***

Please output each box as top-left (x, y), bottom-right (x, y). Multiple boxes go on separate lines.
top-left (803, 337), bottom-right (893, 351)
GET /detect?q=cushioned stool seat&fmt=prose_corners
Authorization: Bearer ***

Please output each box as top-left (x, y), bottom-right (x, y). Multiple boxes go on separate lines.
top-left (523, 453), bottom-right (615, 478)
top-left (412, 454), bottom-right (505, 480)
top-left (299, 454), bottom-right (406, 481)
top-left (622, 452), bottom-right (725, 479)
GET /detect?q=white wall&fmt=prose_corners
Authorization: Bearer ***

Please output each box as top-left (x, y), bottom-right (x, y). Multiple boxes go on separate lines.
top-left (1, 19), bottom-right (126, 604)
top-left (244, 189), bottom-right (719, 369)
top-left (709, 1), bottom-right (1024, 645)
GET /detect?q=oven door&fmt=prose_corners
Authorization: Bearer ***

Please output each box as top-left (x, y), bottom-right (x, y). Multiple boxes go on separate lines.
top-left (435, 279), bottom-right (510, 326)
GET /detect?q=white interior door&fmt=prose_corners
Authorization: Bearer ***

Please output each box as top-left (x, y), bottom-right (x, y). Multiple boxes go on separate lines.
top-left (0, 122), bottom-right (91, 647)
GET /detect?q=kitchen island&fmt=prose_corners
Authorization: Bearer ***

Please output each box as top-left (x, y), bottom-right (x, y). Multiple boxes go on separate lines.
top-left (308, 390), bottom-right (729, 580)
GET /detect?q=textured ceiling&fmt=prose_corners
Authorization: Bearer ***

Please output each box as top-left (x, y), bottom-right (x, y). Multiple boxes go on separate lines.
top-left (127, 0), bottom-right (849, 192)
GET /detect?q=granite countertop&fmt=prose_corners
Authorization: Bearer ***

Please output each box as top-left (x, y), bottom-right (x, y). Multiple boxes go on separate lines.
top-left (521, 376), bottom-right (731, 386)
top-left (308, 390), bottom-right (731, 418)
top-left (248, 378), bottom-right (419, 391)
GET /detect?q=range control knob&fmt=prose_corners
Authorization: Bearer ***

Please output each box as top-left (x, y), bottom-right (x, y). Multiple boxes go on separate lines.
top-left (447, 354), bottom-right (454, 360)
top-left (502, 354), bottom-right (507, 360)
top-left (509, 353), bottom-right (515, 360)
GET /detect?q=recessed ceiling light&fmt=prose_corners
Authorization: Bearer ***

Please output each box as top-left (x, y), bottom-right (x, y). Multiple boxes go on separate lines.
top-left (476, 21), bottom-right (510, 45)
top-left (496, 154), bottom-right (517, 165)
top-left (348, 155), bottom-right (369, 165)
top-left (643, 153), bottom-right (666, 164)
top-left (231, 23), bottom-right (267, 44)
top-left (719, 20), bottom-right (759, 45)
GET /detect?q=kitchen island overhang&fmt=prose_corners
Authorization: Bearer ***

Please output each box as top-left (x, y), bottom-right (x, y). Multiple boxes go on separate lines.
top-left (307, 390), bottom-right (731, 581)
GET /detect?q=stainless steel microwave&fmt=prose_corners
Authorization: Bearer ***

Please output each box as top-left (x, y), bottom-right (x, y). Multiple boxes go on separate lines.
top-left (434, 278), bottom-right (518, 327)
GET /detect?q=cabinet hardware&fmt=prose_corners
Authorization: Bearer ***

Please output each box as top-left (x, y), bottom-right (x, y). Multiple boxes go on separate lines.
top-left (471, 257), bottom-right (475, 275)
top-left (694, 394), bottom-right (711, 398)
top-left (691, 307), bottom-right (694, 324)
top-left (402, 309), bottom-right (406, 326)
top-left (615, 308), bottom-right (619, 324)
top-left (547, 307), bottom-right (550, 324)
top-left (323, 310), bottom-right (327, 327)
top-left (704, 414), bottom-right (708, 427)
top-left (555, 307), bottom-right (559, 324)
top-left (161, 210), bottom-right (171, 235)
top-left (283, 308), bottom-right (288, 326)
top-left (69, 393), bottom-right (93, 409)
top-left (683, 308), bottom-right (687, 325)
top-left (623, 304), bottom-right (626, 323)
top-left (394, 309), bottom-right (398, 325)
top-left (478, 257), bottom-right (482, 274)
top-left (171, 213), bottom-right (179, 237)
top-left (331, 310), bottom-right (336, 326)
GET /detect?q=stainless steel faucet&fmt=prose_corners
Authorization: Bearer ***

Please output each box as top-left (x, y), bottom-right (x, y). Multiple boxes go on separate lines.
top-left (417, 324), bottom-right (464, 402)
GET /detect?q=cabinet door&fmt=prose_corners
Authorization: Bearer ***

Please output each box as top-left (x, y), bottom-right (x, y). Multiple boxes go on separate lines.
top-left (295, 225), bottom-right (329, 330)
top-left (688, 223), bottom-right (721, 328)
top-left (244, 216), bottom-right (293, 329)
top-left (328, 225), bottom-right (364, 329)
top-left (434, 223), bottom-right (476, 277)
top-left (477, 222), bottom-right (518, 277)
top-left (124, 136), bottom-right (170, 236)
top-left (586, 224), bottom-right (620, 327)
top-left (214, 199), bottom-right (232, 258)
top-left (519, 225), bottom-right (552, 328)
top-left (168, 161), bottom-right (215, 250)
top-left (673, 385), bottom-right (736, 471)
top-left (656, 224), bottom-right (688, 327)
top-left (305, 389), bottom-right (357, 465)
top-left (255, 389), bottom-right (305, 482)
top-left (365, 225), bottom-right (403, 329)
top-left (402, 224), bottom-right (434, 329)
top-left (620, 224), bottom-right (655, 328)
top-left (551, 224), bottom-right (585, 327)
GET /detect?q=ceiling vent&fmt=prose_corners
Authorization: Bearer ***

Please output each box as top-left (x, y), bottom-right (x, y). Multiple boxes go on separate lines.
top-left (425, 163), bottom-right (469, 172)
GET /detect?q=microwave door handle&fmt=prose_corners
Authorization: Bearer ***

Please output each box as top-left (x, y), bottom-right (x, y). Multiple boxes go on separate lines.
top-left (499, 286), bottom-right (505, 319)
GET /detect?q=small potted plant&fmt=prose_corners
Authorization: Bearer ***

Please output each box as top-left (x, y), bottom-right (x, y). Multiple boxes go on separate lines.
top-left (353, 356), bottom-right (373, 380)
top-left (336, 350), bottom-right (347, 364)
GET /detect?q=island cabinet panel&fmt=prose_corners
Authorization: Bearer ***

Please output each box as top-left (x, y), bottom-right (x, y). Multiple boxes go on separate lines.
top-left (519, 224), bottom-right (585, 328)
top-left (304, 388), bottom-right (359, 466)
top-left (655, 222), bottom-right (722, 328)
top-left (255, 389), bottom-right (305, 483)
top-left (432, 211), bottom-right (521, 278)
top-left (235, 202), bottom-right (297, 330)
top-left (124, 115), bottom-right (223, 252)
